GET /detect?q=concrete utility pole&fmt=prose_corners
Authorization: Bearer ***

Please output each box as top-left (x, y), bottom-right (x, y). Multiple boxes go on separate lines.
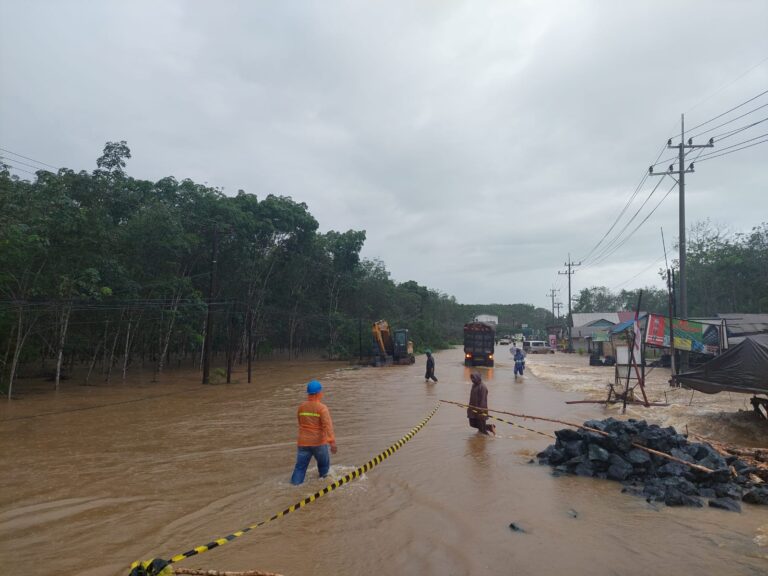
top-left (546, 288), bottom-right (560, 319)
top-left (558, 254), bottom-right (581, 352)
top-left (554, 301), bottom-right (563, 319)
top-left (650, 114), bottom-right (713, 370)
top-left (649, 114), bottom-right (713, 320)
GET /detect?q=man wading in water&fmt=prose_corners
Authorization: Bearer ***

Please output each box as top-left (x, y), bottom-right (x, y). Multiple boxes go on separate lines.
top-left (291, 379), bottom-right (337, 485)
top-left (467, 371), bottom-right (495, 435)
top-left (424, 349), bottom-right (438, 383)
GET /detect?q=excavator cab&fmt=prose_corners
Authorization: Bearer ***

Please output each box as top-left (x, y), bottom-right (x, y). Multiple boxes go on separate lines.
top-left (371, 321), bottom-right (415, 366)
top-left (393, 329), bottom-right (415, 364)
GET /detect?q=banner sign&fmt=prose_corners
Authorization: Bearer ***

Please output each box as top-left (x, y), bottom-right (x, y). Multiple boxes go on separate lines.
top-left (548, 334), bottom-right (557, 348)
top-left (591, 330), bottom-right (610, 342)
top-left (644, 314), bottom-right (721, 355)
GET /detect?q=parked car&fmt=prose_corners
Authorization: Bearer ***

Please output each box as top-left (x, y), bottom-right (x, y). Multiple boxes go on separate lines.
top-left (523, 340), bottom-right (553, 354)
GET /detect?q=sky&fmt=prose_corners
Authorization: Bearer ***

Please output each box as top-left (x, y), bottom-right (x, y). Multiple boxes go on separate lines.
top-left (1, 1), bottom-right (767, 311)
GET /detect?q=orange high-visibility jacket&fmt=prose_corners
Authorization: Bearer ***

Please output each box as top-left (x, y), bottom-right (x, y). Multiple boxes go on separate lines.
top-left (296, 396), bottom-right (335, 447)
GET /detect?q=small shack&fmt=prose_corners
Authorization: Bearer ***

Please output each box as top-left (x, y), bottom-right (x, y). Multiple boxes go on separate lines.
top-left (673, 337), bottom-right (768, 418)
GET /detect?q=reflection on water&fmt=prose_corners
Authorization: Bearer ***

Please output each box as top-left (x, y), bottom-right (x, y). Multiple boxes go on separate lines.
top-left (1, 348), bottom-right (766, 576)
top-left (462, 366), bottom-right (495, 382)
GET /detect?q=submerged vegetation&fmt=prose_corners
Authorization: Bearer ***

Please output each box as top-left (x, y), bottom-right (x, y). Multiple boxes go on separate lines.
top-left (0, 142), bottom-right (553, 395)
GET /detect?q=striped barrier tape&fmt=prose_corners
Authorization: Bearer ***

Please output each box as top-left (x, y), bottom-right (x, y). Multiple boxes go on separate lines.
top-left (129, 405), bottom-right (440, 576)
top-left (439, 399), bottom-right (555, 439)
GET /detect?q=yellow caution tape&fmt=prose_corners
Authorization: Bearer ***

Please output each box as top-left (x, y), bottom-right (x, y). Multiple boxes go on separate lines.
top-left (129, 405), bottom-right (439, 576)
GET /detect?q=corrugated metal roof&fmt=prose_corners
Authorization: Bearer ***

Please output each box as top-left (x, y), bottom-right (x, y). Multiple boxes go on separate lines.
top-left (718, 313), bottom-right (768, 336)
top-left (617, 311), bottom-right (639, 322)
top-left (572, 313), bottom-right (619, 327)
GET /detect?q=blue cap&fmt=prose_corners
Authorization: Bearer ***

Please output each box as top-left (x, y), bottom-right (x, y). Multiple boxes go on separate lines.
top-left (307, 380), bottom-right (323, 394)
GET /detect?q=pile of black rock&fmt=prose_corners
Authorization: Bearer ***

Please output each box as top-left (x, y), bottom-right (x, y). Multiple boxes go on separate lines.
top-left (537, 417), bottom-right (768, 511)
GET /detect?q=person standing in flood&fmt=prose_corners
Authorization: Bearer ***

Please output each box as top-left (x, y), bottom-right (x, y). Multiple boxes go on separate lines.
top-left (467, 371), bottom-right (495, 435)
top-left (424, 349), bottom-right (438, 383)
top-left (290, 379), bottom-right (337, 485)
top-left (514, 347), bottom-right (526, 377)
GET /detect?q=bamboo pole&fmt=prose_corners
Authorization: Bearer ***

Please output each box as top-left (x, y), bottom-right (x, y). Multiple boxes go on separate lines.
top-left (439, 399), bottom-right (715, 474)
top-left (565, 400), bottom-right (669, 406)
top-left (173, 569), bottom-right (283, 576)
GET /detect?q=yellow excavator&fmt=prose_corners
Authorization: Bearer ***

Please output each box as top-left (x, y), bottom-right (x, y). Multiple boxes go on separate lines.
top-left (371, 320), bottom-right (416, 366)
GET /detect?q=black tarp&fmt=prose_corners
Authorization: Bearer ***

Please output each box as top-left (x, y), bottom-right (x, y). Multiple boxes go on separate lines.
top-left (673, 337), bottom-right (768, 395)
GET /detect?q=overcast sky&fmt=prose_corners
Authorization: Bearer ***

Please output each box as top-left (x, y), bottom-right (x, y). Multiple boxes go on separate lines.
top-left (1, 1), bottom-right (766, 310)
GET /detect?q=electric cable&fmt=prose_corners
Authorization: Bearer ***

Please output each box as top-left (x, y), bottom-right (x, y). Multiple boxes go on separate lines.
top-left (0, 146), bottom-right (60, 170)
top-left (0, 155), bottom-right (56, 173)
top-left (709, 116), bottom-right (768, 142)
top-left (694, 137), bottom-right (768, 163)
top-left (694, 131), bottom-right (768, 161)
top-left (609, 255), bottom-right (667, 291)
top-left (578, 142), bottom-right (667, 264)
top-left (581, 176), bottom-right (668, 271)
top-left (684, 88), bottom-right (768, 134)
top-left (586, 181), bottom-right (678, 269)
top-left (687, 101), bottom-right (768, 140)
top-left (584, 143), bottom-right (712, 270)
top-left (1, 160), bottom-right (38, 176)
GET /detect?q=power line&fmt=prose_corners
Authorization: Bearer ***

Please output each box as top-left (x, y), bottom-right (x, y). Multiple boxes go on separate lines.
top-left (609, 255), bottom-right (667, 291)
top-left (1, 160), bottom-right (38, 177)
top-left (581, 176), bottom-right (668, 270)
top-left (684, 88), bottom-right (768, 134)
top-left (0, 155), bottom-right (55, 173)
top-left (710, 116), bottom-right (768, 141)
top-left (683, 56), bottom-right (768, 116)
top-left (694, 131), bottom-right (768, 161)
top-left (578, 143), bottom-right (667, 264)
top-left (687, 101), bottom-right (768, 140)
top-left (589, 181), bottom-right (678, 270)
top-left (0, 146), bottom-right (59, 170)
top-left (695, 136), bottom-right (768, 163)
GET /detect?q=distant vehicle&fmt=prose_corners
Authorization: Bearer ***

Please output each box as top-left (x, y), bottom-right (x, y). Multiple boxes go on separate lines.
top-left (464, 322), bottom-right (495, 366)
top-left (523, 340), bottom-right (553, 354)
top-left (499, 338), bottom-right (511, 346)
top-left (474, 314), bottom-right (498, 326)
top-left (371, 320), bottom-right (415, 366)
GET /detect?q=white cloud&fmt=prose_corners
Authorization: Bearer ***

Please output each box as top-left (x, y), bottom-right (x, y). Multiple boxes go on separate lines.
top-left (1, 0), bottom-right (766, 308)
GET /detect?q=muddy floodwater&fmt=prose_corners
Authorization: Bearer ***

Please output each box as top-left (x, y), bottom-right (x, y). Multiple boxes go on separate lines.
top-left (2, 348), bottom-right (767, 576)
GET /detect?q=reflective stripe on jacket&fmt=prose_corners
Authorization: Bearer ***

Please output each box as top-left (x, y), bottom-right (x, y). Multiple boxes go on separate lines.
top-left (297, 396), bottom-right (335, 447)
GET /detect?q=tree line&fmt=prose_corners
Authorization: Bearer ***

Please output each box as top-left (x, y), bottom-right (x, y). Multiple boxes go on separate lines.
top-left (0, 142), bottom-right (554, 396)
top-left (572, 220), bottom-right (768, 317)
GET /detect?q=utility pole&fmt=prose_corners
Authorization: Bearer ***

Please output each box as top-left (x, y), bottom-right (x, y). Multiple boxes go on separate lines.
top-left (650, 114), bottom-right (713, 369)
top-left (558, 254), bottom-right (581, 353)
top-left (554, 301), bottom-right (563, 318)
top-left (546, 288), bottom-right (560, 320)
top-left (202, 224), bottom-right (219, 384)
top-left (649, 114), bottom-right (713, 319)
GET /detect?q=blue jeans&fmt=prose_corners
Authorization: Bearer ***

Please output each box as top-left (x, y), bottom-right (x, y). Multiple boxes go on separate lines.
top-left (290, 444), bottom-right (330, 485)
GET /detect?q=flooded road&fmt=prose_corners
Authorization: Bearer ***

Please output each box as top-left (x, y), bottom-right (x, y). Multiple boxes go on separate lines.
top-left (2, 348), bottom-right (767, 576)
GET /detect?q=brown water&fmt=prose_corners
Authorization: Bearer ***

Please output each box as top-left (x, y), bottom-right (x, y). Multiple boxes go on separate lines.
top-left (2, 348), bottom-right (767, 576)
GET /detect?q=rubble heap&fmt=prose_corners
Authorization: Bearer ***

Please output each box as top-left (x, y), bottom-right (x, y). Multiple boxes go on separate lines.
top-left (537, 418), bottom-right (768, 511)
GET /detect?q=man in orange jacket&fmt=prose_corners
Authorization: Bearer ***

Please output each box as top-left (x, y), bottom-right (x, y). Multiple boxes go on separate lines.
top-left (290, 379), bottom-right (337, 485)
